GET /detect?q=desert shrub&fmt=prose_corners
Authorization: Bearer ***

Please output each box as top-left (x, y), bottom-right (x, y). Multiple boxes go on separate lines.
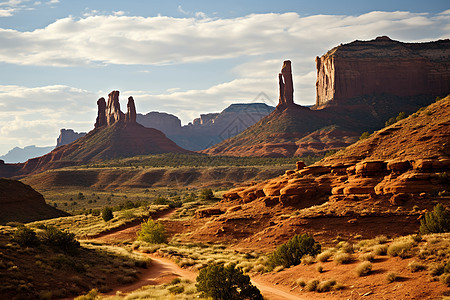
top-left (419, 204), bottom-right (450, 234)
top-left (74, 289), bottom-right (98, 300)
top-left (316, 265), bottom-right (323, 273)
top-left (168, 285), bottom-right (184, 294)
top-left (440, 274), bottom-right (450, 286)
top-left (373, 244), bottom-right (388, 255)
top-left (267, 233), bottom-right (321, 269)
top-left (355, 261), bottom-right (372, 276)
top-left (387, 241), bottom-right (412, 258)
top-left (385, 112), bottom-right (407, 127)
top-left (386, 272), bottom-right (398, 283)
top-left (429, 264), bottom-right (445, 276)
top-left (359, 131), bottom-right (371, 140)
top-left (334, 252), bottom-right (352, 264)
top-left (317, 249), bottom-right (333, 262)
top-left (196, 263), bottom-right (263, 300)
top-left (137, 218), bottom-right (167, 244)
top-left (305, 279), bottom-right (320, 291)
top-left (199, 189), bottom-right (215, 200)
top-left (408, 261), bottom-right (426, 272)
top-left (101, 207), bottom-right (114, 221)
top-left (12, 225), bottom-right (39, 247)
top-left (334, 282), bottom-right (345, 290)
top-left (41, 226), bottom-right (80, 253)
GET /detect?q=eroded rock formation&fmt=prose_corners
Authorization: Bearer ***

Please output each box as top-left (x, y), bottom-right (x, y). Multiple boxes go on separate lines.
top-left (95, 91), bottom-right (137, 128)
top-left (315, 36), bottom-right (450, 107)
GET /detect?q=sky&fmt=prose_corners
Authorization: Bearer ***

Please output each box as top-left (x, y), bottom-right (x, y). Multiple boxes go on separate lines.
top-left (0, 0), bottom-right (449, 155)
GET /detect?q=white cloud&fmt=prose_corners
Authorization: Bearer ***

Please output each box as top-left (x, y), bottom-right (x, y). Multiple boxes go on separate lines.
top-left (0, 11), bottom-right (447, 65)
top-left (0, 85), bottom-right (97, 153)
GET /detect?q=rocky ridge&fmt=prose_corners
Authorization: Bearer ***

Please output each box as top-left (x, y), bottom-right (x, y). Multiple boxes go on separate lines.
top-left (0, 178), bottom-right (68, 223)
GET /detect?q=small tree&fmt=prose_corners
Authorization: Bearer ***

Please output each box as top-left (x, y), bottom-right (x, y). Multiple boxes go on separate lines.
top-left (419, 203), bottom-right (450, 234)
top-left (12, 225), bottom-right (39, 247)
top-left (267, 233), bottom-right (321, 269)
top-left (359, 131), bottom-right (371, 140)
top-left (41, 225), bottom-right (80, 254)
top-left (196, 263), bottom-right (263, 300)
top-left (102, 206), bottom-right (114, 221)
top-left (137, 218), bottom-right (167, 244)
top-left (199, 189), bottom-right (214, 200)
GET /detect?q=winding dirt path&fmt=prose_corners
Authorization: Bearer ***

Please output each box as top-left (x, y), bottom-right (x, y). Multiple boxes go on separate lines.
top-left (95, 209), bottom-right (307, 300)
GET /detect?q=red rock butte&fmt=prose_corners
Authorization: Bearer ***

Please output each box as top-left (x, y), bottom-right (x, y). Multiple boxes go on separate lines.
top-left (315, 36), bottom-right (450, 107)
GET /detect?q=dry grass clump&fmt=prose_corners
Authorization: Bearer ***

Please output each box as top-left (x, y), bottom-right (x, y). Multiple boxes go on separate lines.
top-left (440, 273), bottom-right (450, 286)
top-left (386, 272), bottom-right (399, 283)
top-left (334, 252), bottom-right (353, 265)
top-left (316, 280), bottom-right (336, 293)
top-left (373, 244), bottom-right (388, 256)
top-left (407, 260), bottom-right (426, 272)
top-left (305, 279), bottom-right (320, 291)
top-left (358, 252), bottom-right (375, 262)
top-left (387, 240), bottom-right (413, 258)
top-left (335, 241), bottom-right (353, 253)
top-left (355, 261), bottom-right (372, 276)
top-left (301, 254), bottom-right (315, 265)
top-left (296, 278), bottom-right (306, 287)
top-left (317, 249), bottom-right (334, 262)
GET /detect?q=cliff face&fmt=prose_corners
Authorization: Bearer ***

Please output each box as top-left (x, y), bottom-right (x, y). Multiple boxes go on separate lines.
top-left (315, 36), bottom-right (450, 107)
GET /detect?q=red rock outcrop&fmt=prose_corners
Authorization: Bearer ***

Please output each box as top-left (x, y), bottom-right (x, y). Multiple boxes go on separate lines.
top-left (315, 36), bottom-right (450, 107)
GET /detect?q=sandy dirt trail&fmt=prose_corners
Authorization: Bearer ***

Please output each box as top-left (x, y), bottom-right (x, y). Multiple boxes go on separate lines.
top-left (95, 209), bottom-right (307, 300)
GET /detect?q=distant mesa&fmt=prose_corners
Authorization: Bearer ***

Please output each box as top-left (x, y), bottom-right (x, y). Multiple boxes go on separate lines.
top-left (0, 145), bottom-right (55, 163)
top-left (0, 90), bottom-right (189, 178)
top-left (136, 103), bottom-right (274, 151)
top-left (204, 37), bottom-right (450, 157)
top-left (56, 129), bottom-right (86, 147)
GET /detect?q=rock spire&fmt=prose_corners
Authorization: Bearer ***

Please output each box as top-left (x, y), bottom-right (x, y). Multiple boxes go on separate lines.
top-left (95, 91), bottom-right (137, 128)
top-left (278, 60), bottom-right (295, 108)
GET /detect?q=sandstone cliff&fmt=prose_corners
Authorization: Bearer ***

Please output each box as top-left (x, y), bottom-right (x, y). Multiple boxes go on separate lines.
top-left (315, 36), bottom-right (450, 107)
top-left (56, 129), bottom-right (86, 147)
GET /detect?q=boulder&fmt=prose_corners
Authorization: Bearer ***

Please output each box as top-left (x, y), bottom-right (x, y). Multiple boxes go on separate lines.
top-left (387, 160), bottom-right (411, 173)
top-left (355, 161), bottom-right (386, 176)
top-left (296, 161), bottom-right (306, 170)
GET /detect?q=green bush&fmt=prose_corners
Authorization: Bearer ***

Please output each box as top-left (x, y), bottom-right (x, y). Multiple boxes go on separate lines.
top-left (41, 226), bottom-right (80, 254)
top-left (199, 189), bottom-right (214, 201)
top-left (196, 263), bottom-right (263, 300)
top-left (267, 233), bottom-right (321, 269)
top-left (419, 204), bottom-right (450, 234)
top-left (12, 225), bottom-right (39, 247)
top-left (359, 131), bottom-right (371, 140)
top-left (385, 111), bottom-right (407, 127)
top-left (102, 206), bottom-right (114, 221)
top-left (137, 218), bottom-right (167, 244)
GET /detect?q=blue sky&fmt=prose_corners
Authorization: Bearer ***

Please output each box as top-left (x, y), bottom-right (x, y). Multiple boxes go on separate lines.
top-left (0, 0), bottom-right (449, 154)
